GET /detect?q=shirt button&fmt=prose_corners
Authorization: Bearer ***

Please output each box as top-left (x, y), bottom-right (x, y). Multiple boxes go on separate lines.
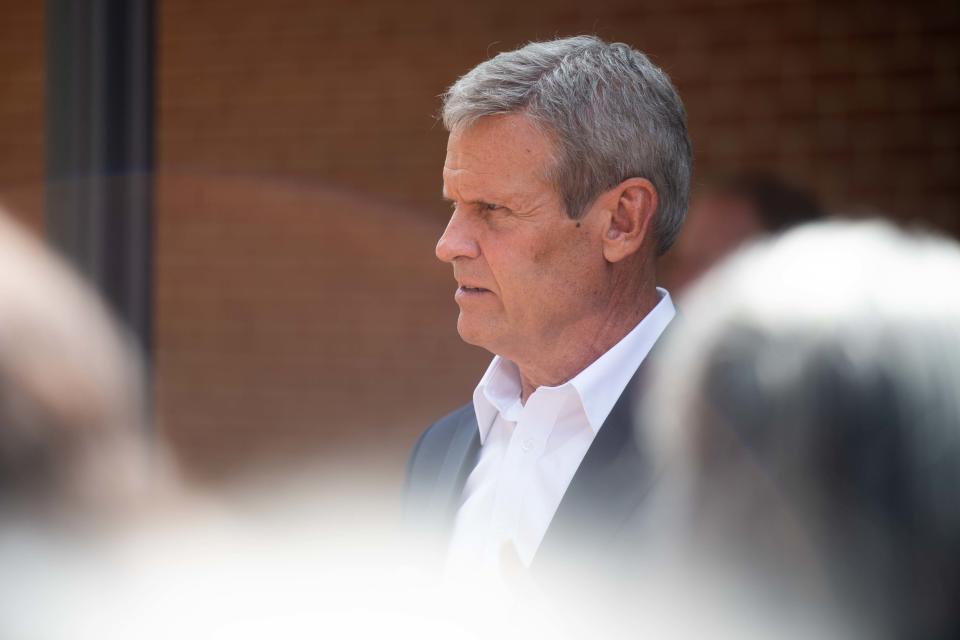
top-left (521, 438), bottom-right (535, 452)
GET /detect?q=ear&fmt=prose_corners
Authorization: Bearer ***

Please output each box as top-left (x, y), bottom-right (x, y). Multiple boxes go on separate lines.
top-left (599, 177), bottom-right (658, 263)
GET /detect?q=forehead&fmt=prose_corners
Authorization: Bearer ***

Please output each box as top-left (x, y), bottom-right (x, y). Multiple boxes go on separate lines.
top-left (442, 114), bottom-right (556, 201)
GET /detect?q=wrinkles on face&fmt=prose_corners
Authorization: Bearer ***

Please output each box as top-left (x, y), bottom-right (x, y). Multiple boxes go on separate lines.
top-left (442, 170), bottom-right (553, 224)
top-left (437, 114), bottom-right (630, 385)
top-left (444, 118), bottom-right (556, 209)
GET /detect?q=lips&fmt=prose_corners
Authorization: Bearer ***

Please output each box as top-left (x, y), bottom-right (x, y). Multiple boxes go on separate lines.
top-left (455, 278), bottom-right (491, 293)
top-left (454, 282), bottom-right (493, 301)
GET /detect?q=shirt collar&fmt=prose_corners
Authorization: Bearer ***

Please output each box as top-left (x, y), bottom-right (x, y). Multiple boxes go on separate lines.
top-left (567, 287), bottom-right (676, 431)
top-left (472, 288), bottom-right (676, 443)
top-left (472, 356), bottom-right (521, 444)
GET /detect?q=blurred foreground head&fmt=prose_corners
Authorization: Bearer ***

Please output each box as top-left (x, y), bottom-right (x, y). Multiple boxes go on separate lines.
top-left (0, 208), bottom-right (164, 519)
top-left (647, 220), bottom-right (960, 639)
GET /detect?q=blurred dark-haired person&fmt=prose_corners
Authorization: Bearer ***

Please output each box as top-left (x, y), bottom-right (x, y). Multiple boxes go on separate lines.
top-left (0, 209), bottom-right (165, 519)
top-left (0, 206), bottom-right (176, 637)
top-left (643, 220), bottom-right (960, 639)
top-left (661, 172), bottom-right (823, 294)
top-left (403, 35), bottom-right (692, 586)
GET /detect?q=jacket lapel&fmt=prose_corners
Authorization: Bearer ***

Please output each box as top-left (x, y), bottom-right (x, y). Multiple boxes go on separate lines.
top-left (532, 365), bottom-right (657, 571)
top-left (429, 408), bottom-right (481, 528)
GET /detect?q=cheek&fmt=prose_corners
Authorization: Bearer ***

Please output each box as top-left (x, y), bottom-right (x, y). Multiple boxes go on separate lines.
top-left (491, 258), bottom-right (545, 322)
top-left (526, 226), bottom-right (566, 270)
top-left (519, 251), bottom-right (590, 309)
top-left (495, 228), bottom-right (597, 312)
top-left (530, 234), bottom-right (565, 266)
top-left (534, 231), bottom-right (597, 285)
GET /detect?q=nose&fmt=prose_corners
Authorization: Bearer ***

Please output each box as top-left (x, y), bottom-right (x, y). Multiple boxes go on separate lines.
top-left (435, 208), bottom-right (480, 263)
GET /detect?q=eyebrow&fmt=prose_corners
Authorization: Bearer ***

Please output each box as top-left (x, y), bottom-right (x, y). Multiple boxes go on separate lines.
top-left (441, 182), bottom-right (512, 208)
top-left (442, 196), bottom-right (505, 212)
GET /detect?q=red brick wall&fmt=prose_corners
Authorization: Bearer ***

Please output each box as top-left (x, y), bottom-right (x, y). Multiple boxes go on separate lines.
top-left (0, 0), bottom-right (43, 233)
top-left (154, 173), bottom-right (489, 478)
top-left (157, 0), bottom-right (959, 481)
top-left (158, 0), bottom-right (960, 231)
top-left (1, 1), bottom-right (956, 482)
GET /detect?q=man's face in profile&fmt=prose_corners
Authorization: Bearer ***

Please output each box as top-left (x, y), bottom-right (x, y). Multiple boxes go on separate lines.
top-left (436, 114), bottom-right (603, 362)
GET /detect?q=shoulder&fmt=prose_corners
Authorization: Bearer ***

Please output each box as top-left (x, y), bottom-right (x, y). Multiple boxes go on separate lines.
top-left (402, 403), bottom-right (474, 505)
top-left (406, 403), bottom-right (475, 474)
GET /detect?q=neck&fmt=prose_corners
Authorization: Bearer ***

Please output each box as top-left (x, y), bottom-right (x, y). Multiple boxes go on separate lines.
top-left (516, 278), bottom-right (659, 403)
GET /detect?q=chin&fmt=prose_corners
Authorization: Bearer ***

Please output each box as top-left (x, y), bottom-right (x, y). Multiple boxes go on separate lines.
top-left (456, 315), bottom-right (497, 352)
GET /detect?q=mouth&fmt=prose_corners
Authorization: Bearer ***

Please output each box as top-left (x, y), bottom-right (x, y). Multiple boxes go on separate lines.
top-left (455, 285), bottom-right (493, 300)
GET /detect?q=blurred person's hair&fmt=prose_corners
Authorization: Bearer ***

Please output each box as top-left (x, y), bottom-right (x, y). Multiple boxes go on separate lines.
top-left (0, 207), bottom-right (163, 517)
top-left (442, 35), bottom-right (692, 256)
top-left (711, 171), bottom-right (823, 232)
top-left (644, 220), bottom-right (960, 639)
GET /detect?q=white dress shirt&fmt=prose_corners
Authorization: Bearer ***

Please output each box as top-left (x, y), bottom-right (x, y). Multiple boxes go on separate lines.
top-left (445, 288), bottom-right (676, 577)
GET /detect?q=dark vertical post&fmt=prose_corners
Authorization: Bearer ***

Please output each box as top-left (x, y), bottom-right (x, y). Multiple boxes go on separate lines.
top-left (45, 0), bottom-right (155, 361)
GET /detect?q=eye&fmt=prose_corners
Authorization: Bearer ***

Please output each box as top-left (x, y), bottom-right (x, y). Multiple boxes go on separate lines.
top-left (480, 202), bottom-right (504, 213)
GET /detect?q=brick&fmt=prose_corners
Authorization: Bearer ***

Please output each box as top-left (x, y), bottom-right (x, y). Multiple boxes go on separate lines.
top-left (2, 0), bottom-right (957, 479)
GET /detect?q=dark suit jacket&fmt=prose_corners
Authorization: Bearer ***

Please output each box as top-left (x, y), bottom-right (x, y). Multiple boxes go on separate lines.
top-left (403, 356), bottom-right (661, 582)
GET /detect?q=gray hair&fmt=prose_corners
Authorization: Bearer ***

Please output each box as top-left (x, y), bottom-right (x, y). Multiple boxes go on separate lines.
top-left (442, 35), bottom-right (692, 256)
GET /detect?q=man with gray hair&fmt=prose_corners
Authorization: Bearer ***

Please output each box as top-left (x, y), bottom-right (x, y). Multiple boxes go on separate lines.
top-left (404, 35), bottom-right (692, 583)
